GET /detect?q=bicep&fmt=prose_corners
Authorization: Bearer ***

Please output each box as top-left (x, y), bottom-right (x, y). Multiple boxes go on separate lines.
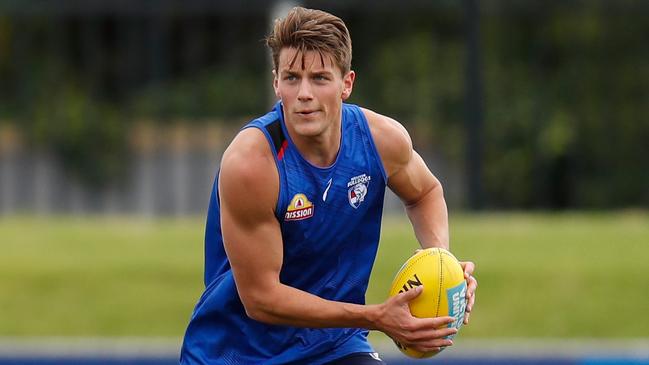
top-left (387, 150), bottom-right (438, 206)
top-left (220, 196), bottom-right (283, 300)
top-left (217, 130), bottom-right (283, 305)
top-left (364, 108), bottom-right (441, 205)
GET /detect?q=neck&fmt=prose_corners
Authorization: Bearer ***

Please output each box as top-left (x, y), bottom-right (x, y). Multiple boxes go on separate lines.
top-left (288, 119), bottom-right (342, 168)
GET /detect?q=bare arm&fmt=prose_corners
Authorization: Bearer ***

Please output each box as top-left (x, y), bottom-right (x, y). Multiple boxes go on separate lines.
top-left (219, 128), bottom-right (456, 351)
top-left (390, 151), bottom-right (449, 249)
top-left (363, 108), bottom-right (448, 248)
top-left (364, 108), bottom-right (477, 324)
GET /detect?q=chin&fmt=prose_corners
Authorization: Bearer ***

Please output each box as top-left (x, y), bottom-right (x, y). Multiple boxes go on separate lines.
top-left (286, 115), bottom-right (325, 136)
top-left (294, 123), bottom-right (326, 137)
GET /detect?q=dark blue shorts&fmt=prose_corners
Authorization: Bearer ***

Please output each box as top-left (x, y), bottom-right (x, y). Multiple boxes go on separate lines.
top-left (324, 352), bottom-right (385, 365)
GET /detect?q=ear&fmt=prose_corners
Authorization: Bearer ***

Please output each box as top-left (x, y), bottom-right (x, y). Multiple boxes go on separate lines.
top-left (272, 69), bottom-right (281, 99)
top-left (341, 70), bottom-right (356, 101)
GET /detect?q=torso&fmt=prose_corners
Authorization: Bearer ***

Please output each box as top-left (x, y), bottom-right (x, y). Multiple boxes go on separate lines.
top-left (180, 102), bottom-right (390, 364)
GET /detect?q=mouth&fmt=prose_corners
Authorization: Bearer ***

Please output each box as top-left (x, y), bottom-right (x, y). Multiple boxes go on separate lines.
top-left (296, 110), bottom-right (320, 117)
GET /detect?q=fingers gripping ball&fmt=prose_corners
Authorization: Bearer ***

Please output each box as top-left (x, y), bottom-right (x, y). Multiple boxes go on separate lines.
top-left (388, 248), bottom-right (467, 358)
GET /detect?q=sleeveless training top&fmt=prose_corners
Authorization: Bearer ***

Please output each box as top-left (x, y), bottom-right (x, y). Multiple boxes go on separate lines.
top-left (180, 101), bottom-right (387, 364)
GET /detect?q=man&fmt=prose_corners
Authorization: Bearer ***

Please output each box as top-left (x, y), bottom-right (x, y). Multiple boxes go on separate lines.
top-left (181, 7), bottom-right (477, 365)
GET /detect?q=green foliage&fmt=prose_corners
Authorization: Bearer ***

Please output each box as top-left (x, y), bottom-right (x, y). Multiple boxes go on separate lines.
top-left (481, 1), bottom-right (649, 208)
top-left (27, 85), bottom-right (128, 187)
top-left (1, 212), bottom-right (648, 338)
top-left (1, 2), bottom-right (647, 207)
top-left (356, 31), bottom-right (465, 160)
top-left (130, 65), bottom-right (267, 120)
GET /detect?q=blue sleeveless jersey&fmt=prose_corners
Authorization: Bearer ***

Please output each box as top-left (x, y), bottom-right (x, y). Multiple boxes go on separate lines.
top-left (181, 102), bottom-right (387, 365)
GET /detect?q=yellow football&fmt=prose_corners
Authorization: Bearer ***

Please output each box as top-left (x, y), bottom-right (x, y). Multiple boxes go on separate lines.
top-left (388, 247), bottom-right (467, 358)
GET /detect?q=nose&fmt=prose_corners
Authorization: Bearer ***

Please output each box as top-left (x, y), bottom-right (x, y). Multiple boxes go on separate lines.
top-left (297, 78), bottom-right (313, 102)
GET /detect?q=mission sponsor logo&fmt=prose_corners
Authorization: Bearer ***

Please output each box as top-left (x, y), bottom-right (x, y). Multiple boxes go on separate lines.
top-left (284, 193), bottom-right (314, 221)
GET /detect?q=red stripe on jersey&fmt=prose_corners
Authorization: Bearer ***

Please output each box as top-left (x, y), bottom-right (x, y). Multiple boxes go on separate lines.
top-left (277, 140), bottom-right (288, 160)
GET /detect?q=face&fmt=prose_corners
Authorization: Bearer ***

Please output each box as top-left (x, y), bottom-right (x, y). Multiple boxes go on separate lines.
top-left (273, 47), bottom-right (355, 139)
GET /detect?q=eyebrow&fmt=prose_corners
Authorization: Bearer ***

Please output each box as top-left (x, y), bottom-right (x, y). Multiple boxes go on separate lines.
top-left (311, 70), bottom-right (334, 76)
top-left (280, 69), bottom-right (334, 77)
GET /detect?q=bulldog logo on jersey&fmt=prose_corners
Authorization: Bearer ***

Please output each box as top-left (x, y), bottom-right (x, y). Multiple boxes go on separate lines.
top-left (347, 173), bottom-right (371, 209)
top-left (285, 193), bottom-right (314, 221)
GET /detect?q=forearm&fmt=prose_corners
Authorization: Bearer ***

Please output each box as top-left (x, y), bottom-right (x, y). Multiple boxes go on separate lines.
top-left (405, 181), bottom-right (449, 249)
top-left (243, 282), bottom-right (382, 329)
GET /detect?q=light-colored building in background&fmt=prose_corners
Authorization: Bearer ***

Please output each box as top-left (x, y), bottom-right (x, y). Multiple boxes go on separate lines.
top-left (0, 123), bottom-right (227, 216)
top-left (0, 124), bottom-right (461, 216)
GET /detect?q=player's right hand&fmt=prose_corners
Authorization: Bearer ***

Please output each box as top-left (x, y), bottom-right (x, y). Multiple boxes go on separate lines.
top-left (375, 285), bottom-right (457, 353)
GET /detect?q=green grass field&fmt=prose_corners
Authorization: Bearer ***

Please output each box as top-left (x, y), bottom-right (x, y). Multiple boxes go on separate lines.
top-left (1, 212), bottom-right (647, 340)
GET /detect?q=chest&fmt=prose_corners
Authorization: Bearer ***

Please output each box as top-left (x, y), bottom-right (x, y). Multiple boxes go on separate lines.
top-left (277, 155), bottom-right (383, 257)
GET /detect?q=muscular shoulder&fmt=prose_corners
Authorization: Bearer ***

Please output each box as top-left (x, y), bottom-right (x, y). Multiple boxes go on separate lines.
top-left (219, 128), bottom-right (279, 222)
top-left (221, 127), bottom-right (275, 179)
top-left (361, 107), bottom-right (413, 178)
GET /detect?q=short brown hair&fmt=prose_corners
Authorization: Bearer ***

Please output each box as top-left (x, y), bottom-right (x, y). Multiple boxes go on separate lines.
top-left (266, 7), bottom-right (352, 75)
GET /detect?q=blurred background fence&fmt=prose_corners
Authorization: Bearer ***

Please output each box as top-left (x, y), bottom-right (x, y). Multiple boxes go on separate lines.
top-left (1, 0), bottom-right (647, 215)
top-left (0, 122), bottom-right (227, 215)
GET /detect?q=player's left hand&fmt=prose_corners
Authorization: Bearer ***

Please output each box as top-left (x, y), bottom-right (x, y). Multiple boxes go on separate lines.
top-left (459, 261), bottom-right (477, 325)
top-left (414, 249), bottom-right (477, 325)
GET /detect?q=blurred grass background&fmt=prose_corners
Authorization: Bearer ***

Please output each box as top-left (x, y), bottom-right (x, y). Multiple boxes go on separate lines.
top-left (2, 212), bottom-right (647, 340)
